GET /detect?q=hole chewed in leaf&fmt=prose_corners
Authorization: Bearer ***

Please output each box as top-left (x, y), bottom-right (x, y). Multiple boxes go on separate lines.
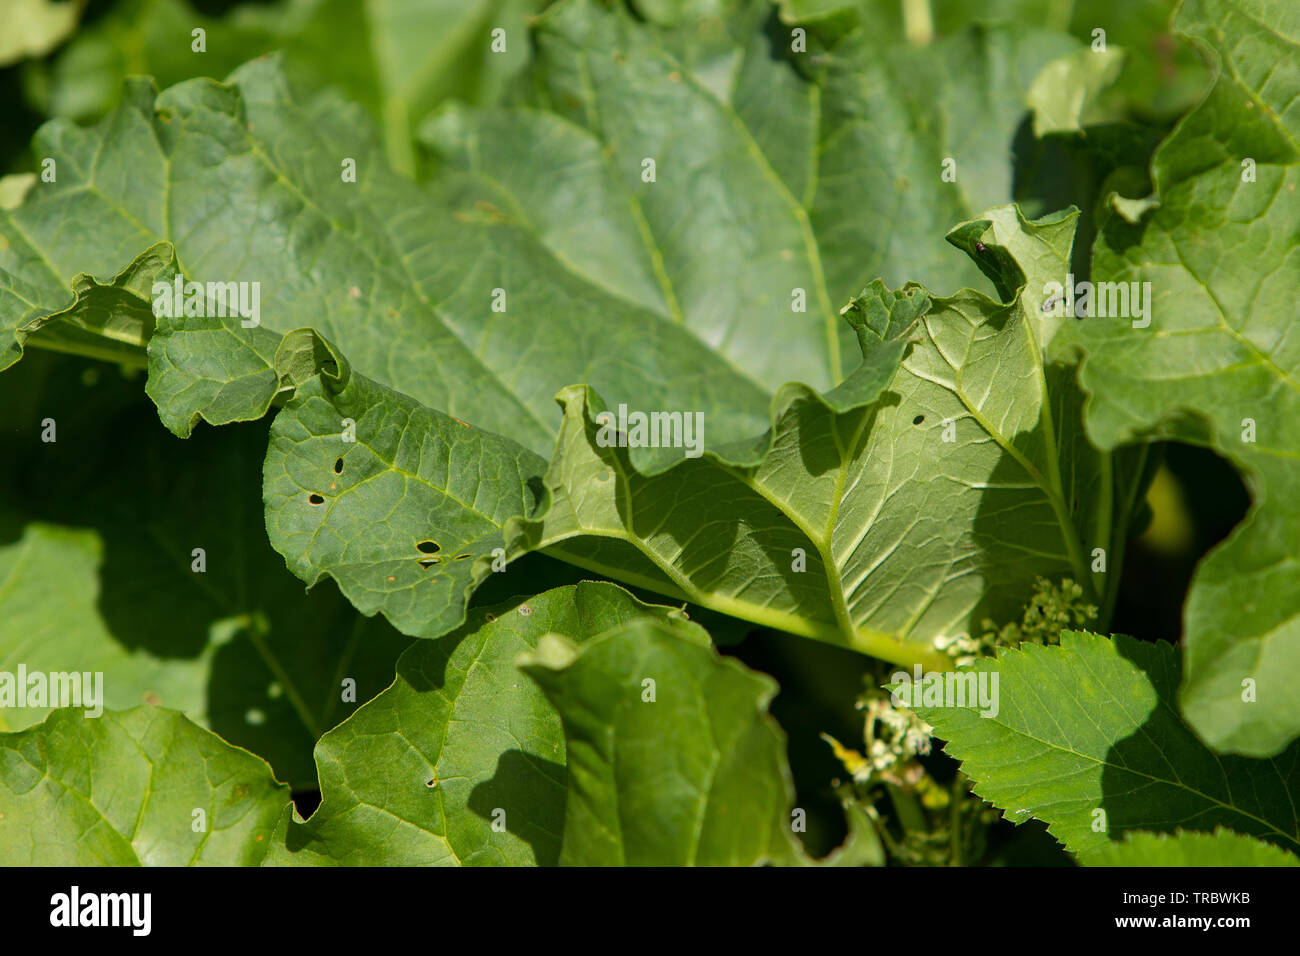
top-left (333, 457), bottom-right (344, 474)
top-left (913, 415), bottom-right (925, 425)
top-left (417, 558), bottom-right (438, 570)
top-left (416, 540), bottom-right (440, 554)
top-left (308, 493), bottom-right (325, 505)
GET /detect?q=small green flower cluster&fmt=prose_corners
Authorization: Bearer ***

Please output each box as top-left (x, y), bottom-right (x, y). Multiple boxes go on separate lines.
top-left (932, 578), bottom-right (1096, 666)
top-left (980, 576), bottom-right (1098, 650)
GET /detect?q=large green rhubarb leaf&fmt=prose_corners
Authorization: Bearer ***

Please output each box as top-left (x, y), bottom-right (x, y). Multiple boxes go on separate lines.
top-left (436, 0), bottom-right (1086, 323)
top-left (271, 582), bottom-right (700, 866)
top-left (0, 50), bottom-right (773, 455)
top-left (2, 582), bottom-right (825, 866)
top-left (1060, 0), bottom-right (1300, 756)
top-left (4, 0), bottom-right (1089, 446)
top-left (217, 202), bottom-right (1141, 665)
top-left (910, 631), bottom-right (1300, 857)
top-left (0, 707), bottom-right (289, 865)
top-left (511, 207), bottom-right (1144, 663)
top-left (519, 616), bottom-right (808, 865)
top-left (0, 2), bottom-right (1143, 662)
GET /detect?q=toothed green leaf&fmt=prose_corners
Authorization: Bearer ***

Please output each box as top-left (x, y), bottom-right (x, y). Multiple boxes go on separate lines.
top-left (1081, 828), bottom-right (1300, 867)
top-left (912, 631), bottom-right (1300, 857)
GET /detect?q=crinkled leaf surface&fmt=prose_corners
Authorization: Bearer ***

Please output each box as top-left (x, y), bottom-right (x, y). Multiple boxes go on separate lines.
top-left (467, 0), bottom-right (1089, 316)
top-left (1081, 828), bottom-right (1300, 867)
top-left (271, 581), bottom-right (696, 866)
top-left (0, 1), bottom-right (1147, 660)
top-left (1, 50), bottom-right (777, 454)
top-left (221, 203), bottom-right (1132, 664)
top-left (5, 0), bottom-right (1093, 445)
top-left (910, 631), bottom-right (1300, 857)
top-left (0, 707), bottom-right (289, 865)
top-left (512, 207), bottom-right (1134, 663)
top-left (261, 332), bottom-right (550, 641)
top-left (520, 617), bottom-right (806, 866)
top-left (1060, 0), bottom-right (1300, 756)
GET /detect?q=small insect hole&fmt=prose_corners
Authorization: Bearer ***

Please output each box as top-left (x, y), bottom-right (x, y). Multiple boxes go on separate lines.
top-left (416, 540), bottom-right (441, 554)
top-left (912, 415), bottom-right (925, 425)
top-left (333, 458), bottom-right (344, 474)
top-left (455, 553), bottom-right (472, 561)
top-left (425, 777), bottom-right (438, 789)
top-left (417, 558), bottom-right (439, 570)
top-left (484, 612), bottom-right (497, 623)
top-left (308, 493), bottom-right (325, 505)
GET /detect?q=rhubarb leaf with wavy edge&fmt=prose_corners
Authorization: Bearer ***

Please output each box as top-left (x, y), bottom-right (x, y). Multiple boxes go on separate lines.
top-left (261, 330), bottom-right (549, 641)
top-left (509, 206), bottom-right (1125, 665)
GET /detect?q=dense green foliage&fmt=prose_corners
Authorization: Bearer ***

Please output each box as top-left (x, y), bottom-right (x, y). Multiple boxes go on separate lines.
top-left (0, 0), bottom-right (1295, 867)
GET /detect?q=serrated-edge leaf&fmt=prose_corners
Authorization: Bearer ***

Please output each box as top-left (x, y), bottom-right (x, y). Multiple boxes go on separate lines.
top-left (911, 630), bottom-right (1300, 857)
